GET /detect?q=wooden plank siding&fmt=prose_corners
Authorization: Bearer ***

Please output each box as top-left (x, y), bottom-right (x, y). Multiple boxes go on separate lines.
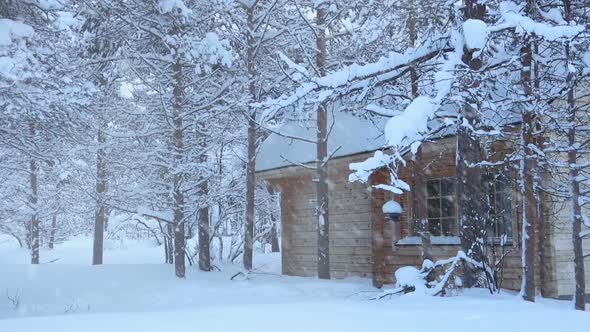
top-left (265, 153), bottom-right (376, 279)
top-left (548, 191), bottom-right (590, 298)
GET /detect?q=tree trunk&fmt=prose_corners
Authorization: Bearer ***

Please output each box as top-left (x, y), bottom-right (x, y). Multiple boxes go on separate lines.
top-left (268, 185), bottom-right (280, 253)
top-left (173, 209), bottom-right (185, 278)
top-left (218, 233), bottom-right (224, 261)
top-left (537, 167), bottom-right (552, 297)
top-left (568, 116), bottom-right (585, 310)
top-left (457, 0), bottom-right (486, 288)
top-left (418, 220), bottom-right (432, 263)
top-left (0, 0), bottom-right (9, 18)
top-left (456, 129), bottom-right (484, 288)
top-left (165, 223), bottom-right (174, 264)
top-left (104, 207), bottom-right (110, 233)
top-left (270, 221), bottom-right (280, 253)
top-left (29, 121), bottom-right (39, 265)
top-left (93, 127), bottom-right (107, 265)
top-left (48, 214), bottom-right (57, 250)
top-left (244, 115), bottom-right (256, 269)
top-left (172, 57), bottom-right (186, 278)
top-left (407, 2), bottom-right (432, 264)
top-left (408, 0), bottom-right (419, 98)
top-left (315, 4), bottom-right (330, 280)
top-left (412, 148), bottom-right (432, 262)
top-left (564, 0), bottom-right (585, 310)
top-left (521, 111), bottom-right (537, 302)
top-left (520, 0), bottom-right (537, 302)
top-left (198, 175), bottom-right (211, 271)
top-left (534, 42), bottom-right (551, 299)
top-left (243, 5), bottom-right (257, 271)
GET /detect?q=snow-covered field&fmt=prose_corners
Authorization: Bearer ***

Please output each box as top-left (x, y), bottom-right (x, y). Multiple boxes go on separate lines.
top-left (0, 236), bottom-right (588, 331)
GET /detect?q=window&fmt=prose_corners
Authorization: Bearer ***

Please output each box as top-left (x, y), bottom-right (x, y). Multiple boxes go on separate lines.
top-left (482, 172), bottom-right (513, 240)
top-left (426, 177), bottom-right (457, 236)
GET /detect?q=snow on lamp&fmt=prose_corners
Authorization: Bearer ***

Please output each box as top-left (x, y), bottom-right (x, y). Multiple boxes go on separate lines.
top-left (382, 200), bottom-right (403, 222)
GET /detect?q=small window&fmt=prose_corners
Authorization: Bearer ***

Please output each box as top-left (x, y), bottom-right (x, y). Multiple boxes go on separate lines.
top-left (426, 177), bottom-right (457, 236)
top-left (482, 172), bottom-right (513, 240)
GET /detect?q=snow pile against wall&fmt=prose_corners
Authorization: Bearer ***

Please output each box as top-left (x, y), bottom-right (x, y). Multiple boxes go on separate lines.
top-left (256, 111), bottom-right (388, 172)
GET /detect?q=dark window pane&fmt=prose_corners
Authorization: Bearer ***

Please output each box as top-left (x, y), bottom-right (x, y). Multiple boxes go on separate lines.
top-left (441, 218), bottom-right (456, 236)
top-left (496, 194), bottom-right (512, 238)
top-left (427, 179), bottom-right (440, 197)
top-left (480, 170), bottom-right (514, 240)
top-left (441, 197), bottom-right (455, 218)
top-left (410, 220), bottom-right (416, 235)
top-left (495, 172), bottom-right (510, 191)
top-left (482, 189), bottom-right (493, 212)
top-left (499, 215), bottom-right (513, 238)
top-left (440, 178), bottom-right (455, 196)
top-left (488, 204), bottom-right (496, 217)
top-left (497, 195), bottom-right (511, 214)
top-left (428, 219), bottom-right (441, 236)
top-left (486, 220), bottom-right (496, 237)
top-left (481, 173), bottom-right (493, 184)
top-left (427, 199), bottom-right (440, 218)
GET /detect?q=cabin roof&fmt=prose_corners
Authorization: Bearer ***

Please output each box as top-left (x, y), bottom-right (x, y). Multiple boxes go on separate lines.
top-left (256, 112), bottom-right (388, 172)
top-left (256, 105), bottom-right (520, 173)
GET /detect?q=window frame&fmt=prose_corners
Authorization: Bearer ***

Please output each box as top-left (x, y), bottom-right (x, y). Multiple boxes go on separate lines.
top-left (482, 171), bottom-right (514, 244)
top-left (425, 177), bottom-right (458, 236)
top-left (408, 171), bottom-right (515, 244)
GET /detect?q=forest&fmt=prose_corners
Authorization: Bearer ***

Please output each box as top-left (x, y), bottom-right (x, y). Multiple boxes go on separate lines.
top-left (0, 0), bottom-right (589, 330)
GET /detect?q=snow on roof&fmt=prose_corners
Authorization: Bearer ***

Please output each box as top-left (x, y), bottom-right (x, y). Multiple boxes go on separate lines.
top-left (255, 104), bottom-right (518, 173)
top-left (256, 112), bottom-right (388, 172)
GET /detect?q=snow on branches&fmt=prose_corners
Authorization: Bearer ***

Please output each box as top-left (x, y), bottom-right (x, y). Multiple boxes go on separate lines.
top-left (0, 19), bottom-right (34, 46)
top-left (386, 251), bottom-right (471, 297)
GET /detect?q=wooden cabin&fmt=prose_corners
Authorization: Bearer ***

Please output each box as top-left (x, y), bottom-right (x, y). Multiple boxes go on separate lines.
top-left (256, 112), bottom-right (590, 301)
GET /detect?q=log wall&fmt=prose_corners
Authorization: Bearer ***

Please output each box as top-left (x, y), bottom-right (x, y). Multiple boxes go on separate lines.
top-left (261, 154), bottom-right (375, 279)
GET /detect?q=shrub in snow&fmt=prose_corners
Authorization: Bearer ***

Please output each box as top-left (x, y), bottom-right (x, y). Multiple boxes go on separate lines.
top-left (390, 251), bottom-right (489, 297)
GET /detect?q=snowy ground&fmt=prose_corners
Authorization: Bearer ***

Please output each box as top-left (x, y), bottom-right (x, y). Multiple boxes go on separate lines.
top-left (0, 236), bottom-right (588, 331)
